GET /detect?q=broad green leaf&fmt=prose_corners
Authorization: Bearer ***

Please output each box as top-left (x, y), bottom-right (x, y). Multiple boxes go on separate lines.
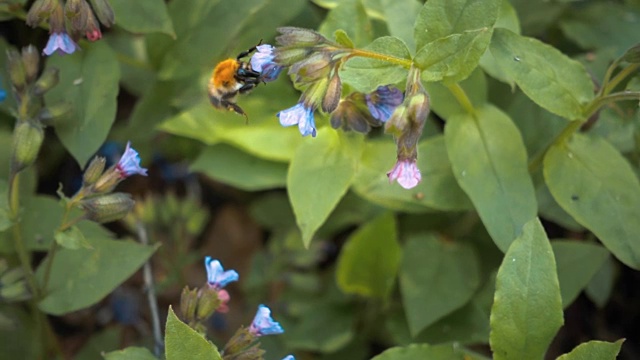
top-left (400, 233), bottom-right (480, 336)
top-left (509, 0), bottom-right (566, 36)
top-left (37, 236), bottom-right (158, 315)
top-left (445, 105), bottom-right (537, 252)
top-left (336, 213), bottom-right (400, 299)
top-left (544, 134), bottom-right (640, 269)
top-left (479, 0), bottom-right (521, 85)
top-left (191, 144), bottom-right (287, 191)
top-left (45, 41), bottom-right (120, 166)
top-left (556, 339), bottom-right (624, 360)
top-left (286, 303), bottom-right (355, 352)
top-left (379, 0), bottom-right (421, 53)
top-left (489, 218), bottom-right (563, 360)
top-left (105, 31), bottom-right (156, 97)
top-left (489, 28), bottom-right (594, 120)
top-left (110, 0), bottom-right (175, 37)
top-left (585, 257), bottom-right (615, 308)
top-left (318, 0), bottom-right (372, 47)
top-left (288, 129), bottom-right (362, 247)
top-left (552, 240), bottom-right (609, 308)
top-left (158, 77), bottom-right (301, 162)
top-left (165, 306), bottom-right (222, 360)
top-left (560, 3), bottom-right (640, 56)
top-left (416, 28), bottom-right (493, 83)
top-left (371, 343), bottom-right (468, 360)
top-left (54, 226), bottom-right (92, 250)
top-left (158, 0), bottom-right (304, 79)
top-left (425, 67), bottom-right (487, 120)
top-left (353, 136), bottom-right (472, 212)
top-left (103, 346), bottom-right (157, 360)
top-left (75, 328), bottom-right (120, 360)
top-left (340, 36), bottom-right (411, 93)
top-left (414, 0), bottom-right (501, 50)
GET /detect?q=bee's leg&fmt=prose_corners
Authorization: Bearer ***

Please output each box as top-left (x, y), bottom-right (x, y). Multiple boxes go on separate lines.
top-left (227, 102), bottom-right (249, 123)
top-left (237, 82), bottom-right (258, 95)
top-left (236, 40), bottom-right (263, 60)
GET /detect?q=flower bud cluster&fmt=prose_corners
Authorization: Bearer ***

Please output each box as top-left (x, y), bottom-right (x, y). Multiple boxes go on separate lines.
top-left (7, 46), bottom-right (62, 176)
top-left (248, 27), bottom-right (430, 189)
top-left (26, 0), bottom-right (115, 55)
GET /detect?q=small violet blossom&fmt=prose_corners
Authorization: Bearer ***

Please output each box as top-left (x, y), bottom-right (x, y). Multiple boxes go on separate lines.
top-left (249, 304), bottom-right (284, 336)
top-left (366, 86), bottom-right (404, 123)
top-left (216, 289), bottom-right (231, 313)
top-left (250, 44), bottom-right (283, 82)
top-left (43, 32), bottom-right (78, 56)
top-left (115, 142), bottom-right (148, 178)
top-left (204, 257), bottom-right (239, 289)
top-left (277, 103), bottom-right (317, 137)
top-left (388, 159), bottom-right (421, 189)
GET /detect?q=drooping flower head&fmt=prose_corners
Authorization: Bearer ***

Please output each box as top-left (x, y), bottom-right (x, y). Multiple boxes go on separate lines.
top-left (115, 142), bottom-right (148, 178)
top-left (204, 257), bottom-right (239, 289)
top-left (43, 32), bottom-right (78, 56)
top-left (366, 85), bottom-right (404, 123)
top-left (249, 304), bottom-right (284, 336)
top-left (277, 102), bottom-right (317, 137)
top-left (388, 159), bottom-right (422, 189)
top-left (250, 44), bottom-right (284, 82)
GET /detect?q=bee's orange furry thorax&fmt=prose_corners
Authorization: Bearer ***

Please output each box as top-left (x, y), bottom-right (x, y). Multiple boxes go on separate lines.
top-left (211, 59), bottom-right (240, 89)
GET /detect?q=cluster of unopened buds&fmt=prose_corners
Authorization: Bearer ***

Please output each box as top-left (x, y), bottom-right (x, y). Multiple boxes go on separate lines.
top-left (25, 0), bottom-right (114, 55)
top-left (181, 258), bottom-right (294, 360)
top-left (250, 27), bottom-right (429, 189)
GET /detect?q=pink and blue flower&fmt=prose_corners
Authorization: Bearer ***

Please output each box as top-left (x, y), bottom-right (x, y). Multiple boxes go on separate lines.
top-left (388, 159), bottom-right (421, 189)
top-left (204, 257), bottom-right (239, 289)
top-left (115, 142), bottom-right (148, 178)
top-left (43, 32), bottom-right (78, 56)
top-left (250, 44), bottom-right (284, 82)
top-left (366, 85), bottom-right (404, 123)
top-left (249, 304), bottom-right (284, 336)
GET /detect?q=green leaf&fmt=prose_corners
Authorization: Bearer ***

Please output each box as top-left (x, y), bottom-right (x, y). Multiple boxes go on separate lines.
top-left (445, 105), bottom-right (537, 252)
top-left (353, 136), bottom-right (472, 212)
top-left (585, 257), bottom-right (615, 308)
top-left (489, 218), bottom-right (563, 360)
top-left (158, 0), bottom-right (304, 79)
top-left (560, 3), bottom-right (640, 56)
top-left (318, 0), bottom-right (372, 47)
top-left (191, 144), bottom-right (287, 191)
top-left (371, 343), bottom-right (468, 360)
top-left (288, 129), bottom-right (362, 247)
top-left (336, 213), bottom-right (400, 299)
top-left (340, 36), bottom-right (411, 93)
top-left (379, 0), bottom-right (421, 53)
top-left (556, 339), bottom-right (624, 360)
top-left (44, 41), bottom-right (120, 166)
top-left (416, 28), bottom-right (493, 83)
top-left (544, 134), bottom-right (640, 269)
top-left (54, 226), bottom-right (92, 250)
top-left (0, 179), bottom-right (10, 232)
top-left (75, 328), bottom-right (120, 360)
top-left (110, 0), bottom-right (175, 37)
top-left (165, 306), bottom-right (222, 360)
top-left (479, 0), bottom-right (521, 85)
top-left (158, 77), bottom-right (301, 162)
top-left (552, 241), bottom-right (609, 308)
top-left (489, 28), bottom-right (594, 120)
top-left (37, 236), bottom-right (158, 315)
top-left (414, 0), bottom-right (501, 50)
top-left (103, 346), bottom-right (157, 360)
top-left (400, 233), bottom-right (480, 336)
top-left (425, 67), bottom-right (487, 120)
top-left (286, 303), bottom-right (355, 352)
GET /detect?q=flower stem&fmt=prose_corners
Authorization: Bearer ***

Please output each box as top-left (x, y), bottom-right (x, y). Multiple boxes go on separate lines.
top-left (446, 82), bottom-right (476, 115)
top-left (528, 120), bottom-right (583, 173)
top-left (601, 63), bottom-right (640, 96)
top-left (348, 49), bottom-right (413, 68)
top-left (137, 221), bottom-right (163, 357)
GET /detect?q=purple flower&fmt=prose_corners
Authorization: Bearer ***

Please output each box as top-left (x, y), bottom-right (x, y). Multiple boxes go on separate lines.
top-left (115, 142), bottom-right (148, 178)
top-left (277, 103), bottom-right (317, 137)
top-left (366, 86), bottom-right (404, 123)
top-left (43, 32), bottom-right (78, 56)
top-left (204, 257), bottom-right (239, 289)
top-left (249, 304), bottom-right (284, 336)
top-left (251, 44), bottom-right (283, 82)
top-left (388, 159), bottom-right (421, 189)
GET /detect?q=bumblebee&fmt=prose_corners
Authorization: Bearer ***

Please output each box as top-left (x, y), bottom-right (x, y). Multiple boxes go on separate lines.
top-left (207, 43), bottom-right (263, 119)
